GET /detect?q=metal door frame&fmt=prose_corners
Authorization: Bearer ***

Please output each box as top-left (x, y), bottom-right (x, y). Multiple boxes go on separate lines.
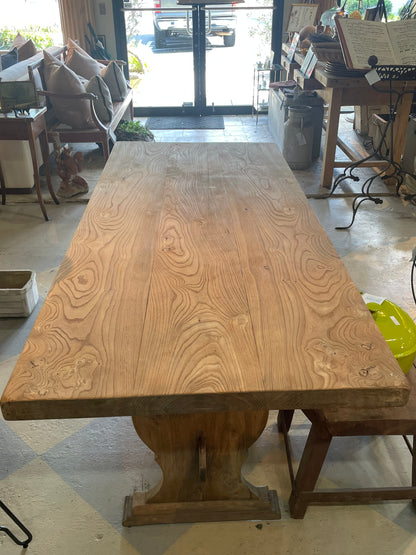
top-left (114, 0), bottom-right (283, 117)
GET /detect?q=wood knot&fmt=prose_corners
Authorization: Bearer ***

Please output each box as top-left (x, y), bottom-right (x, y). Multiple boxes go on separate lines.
top-left (359, 366), bottom-right (375, 377)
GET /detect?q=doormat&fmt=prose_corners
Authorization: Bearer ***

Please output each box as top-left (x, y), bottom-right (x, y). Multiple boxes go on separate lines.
top-left (146, 116), bottom-right (224, 130)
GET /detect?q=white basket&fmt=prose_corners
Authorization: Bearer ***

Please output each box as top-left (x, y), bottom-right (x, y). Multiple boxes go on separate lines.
top-left (0, 270), bottom-right (39, 317)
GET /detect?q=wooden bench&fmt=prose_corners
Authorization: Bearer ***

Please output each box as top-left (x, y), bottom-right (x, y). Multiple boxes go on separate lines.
top-left (278, 365), bottom-right (416, 518)
top-left (27, 47), bottom-right (133, 160)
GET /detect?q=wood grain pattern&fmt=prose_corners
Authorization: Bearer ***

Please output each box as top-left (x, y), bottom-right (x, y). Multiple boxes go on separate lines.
top-left (132, 410), bottom-right (268, 502)
top-left (1, 142), bottom-right (409, 420)
top-left (125, 409), bottom-right (280, 525)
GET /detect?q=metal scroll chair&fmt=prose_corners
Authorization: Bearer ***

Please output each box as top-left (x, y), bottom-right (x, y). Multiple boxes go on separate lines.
top-left (0, 499), bottom-right (32, 547)
top-left (278, 365), bottom-right (416, 518)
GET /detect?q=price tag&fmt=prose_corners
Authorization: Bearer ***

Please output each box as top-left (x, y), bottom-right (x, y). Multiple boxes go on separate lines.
top-left (365, 69), bottom-right (381, 85)
top-left (296, 132), bottom-right (307, 146)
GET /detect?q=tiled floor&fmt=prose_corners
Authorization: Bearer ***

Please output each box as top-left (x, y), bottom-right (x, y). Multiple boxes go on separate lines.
top-left (1, 115), bottom-right (416, 554)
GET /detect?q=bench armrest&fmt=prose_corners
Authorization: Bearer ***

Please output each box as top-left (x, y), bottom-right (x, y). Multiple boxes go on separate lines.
top-left (37, 89), bottom-right (107, 132)
top-left (38, 90), bottom-right (97, 101)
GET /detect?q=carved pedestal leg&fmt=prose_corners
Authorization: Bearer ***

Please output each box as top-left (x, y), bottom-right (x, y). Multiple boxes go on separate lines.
top-left (123, 410), bottom-right (280, 526)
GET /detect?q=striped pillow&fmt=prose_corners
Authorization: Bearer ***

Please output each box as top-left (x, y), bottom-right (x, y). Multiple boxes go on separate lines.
top-left (101, 61), bottom-right (128, 102)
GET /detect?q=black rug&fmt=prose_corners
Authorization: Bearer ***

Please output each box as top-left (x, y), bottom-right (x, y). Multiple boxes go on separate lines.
top-left (146, 115), bottom-right (225, 130)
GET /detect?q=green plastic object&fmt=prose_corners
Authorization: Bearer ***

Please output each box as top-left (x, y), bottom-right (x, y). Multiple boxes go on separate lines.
top-left (365, 298), bottom-right (416, 374)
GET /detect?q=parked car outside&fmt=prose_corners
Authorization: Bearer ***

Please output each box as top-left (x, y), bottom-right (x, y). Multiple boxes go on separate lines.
top-left (153, 0), bottom-right (237, 48)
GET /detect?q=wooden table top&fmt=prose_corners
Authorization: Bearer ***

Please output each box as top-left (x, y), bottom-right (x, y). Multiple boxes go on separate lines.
top-left (1, 142), bottom-right (409, 420)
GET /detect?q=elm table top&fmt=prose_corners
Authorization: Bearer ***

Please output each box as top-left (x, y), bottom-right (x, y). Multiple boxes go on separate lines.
top-left (1, 142), bottom-right (409, 421)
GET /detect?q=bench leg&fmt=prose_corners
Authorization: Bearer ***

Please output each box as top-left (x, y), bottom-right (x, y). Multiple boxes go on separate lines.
top-left (277, 409), bottom-right (294, 433)
top-left (102, 140), bottom-right (110, 161)
top-left (289, 422), bottom-right (332, 518)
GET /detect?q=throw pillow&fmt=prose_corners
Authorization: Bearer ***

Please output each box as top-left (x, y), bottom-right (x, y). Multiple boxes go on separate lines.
top-left (17, 39), bottom-right (38, 62)
top-left (1, 48), bottom-right (18, 70)
top-left (9, 33), bottom-right (26, 50)
top-left (67, 37), bottom-right (93, 59)
top-left (67, 38), bottom-right (106, 70)
top-left (43, 50), bottom-right (94, 129)
top-left (66, 48), bottom-right (101, 80)
top-left (101, 61), bottom-right (128, 102)
top-left (86, 75), bottom-right (113, 123)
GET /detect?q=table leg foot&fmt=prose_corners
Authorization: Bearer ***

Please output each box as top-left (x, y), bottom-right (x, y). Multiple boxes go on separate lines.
top-left (124, 410), bottom-right (281, 526)
top-left (123, 488), bottom-right (280, 526)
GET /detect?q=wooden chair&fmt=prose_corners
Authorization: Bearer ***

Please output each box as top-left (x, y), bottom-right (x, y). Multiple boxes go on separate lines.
top-left (278, 365), bottom-right (416, 518)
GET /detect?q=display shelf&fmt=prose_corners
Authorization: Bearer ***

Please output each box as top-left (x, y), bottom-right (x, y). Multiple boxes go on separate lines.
top-left (252, 65), bottom-right (280, 123)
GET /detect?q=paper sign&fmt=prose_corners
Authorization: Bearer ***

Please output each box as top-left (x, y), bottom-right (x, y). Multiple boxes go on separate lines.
top-left (287, 33), bottom-right (300, 63)
top-left (305, 54), bottom-right (317, 78)
top-left (300, 47), bottom-right (313, 73)
top-left (300, 47), bottom-right (317, 78)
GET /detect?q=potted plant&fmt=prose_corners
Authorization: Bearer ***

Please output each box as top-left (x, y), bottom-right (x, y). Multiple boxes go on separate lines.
top-left (115, 119), bottom-right (154, 142)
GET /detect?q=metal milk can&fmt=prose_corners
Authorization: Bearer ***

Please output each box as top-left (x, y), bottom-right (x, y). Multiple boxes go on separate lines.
top-left (282, 105), bottom-right (313, 170)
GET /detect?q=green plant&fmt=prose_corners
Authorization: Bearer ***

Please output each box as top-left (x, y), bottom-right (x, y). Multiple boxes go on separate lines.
top-left (128, 50), bottom-right (146, 74)
top-left (115, 120), bottom-right (155, 141)
top-left (344, 0), bottom-right (394, 17)
top-left (0, 25), bottom-right (61, 50)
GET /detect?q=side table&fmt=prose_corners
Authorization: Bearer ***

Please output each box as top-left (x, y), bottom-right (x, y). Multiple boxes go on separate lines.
top-left (0, 108), bottom-right (59, 221)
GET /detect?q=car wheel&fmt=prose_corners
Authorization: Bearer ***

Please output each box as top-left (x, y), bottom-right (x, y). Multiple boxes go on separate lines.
top-left (223, 32), bottom-right (235, 47)
top-left (154, 25), bottom-right (167, 49)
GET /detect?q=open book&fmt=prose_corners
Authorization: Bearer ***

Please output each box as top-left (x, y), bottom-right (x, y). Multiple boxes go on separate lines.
top-left (335, 18), bottom-right (416, 70)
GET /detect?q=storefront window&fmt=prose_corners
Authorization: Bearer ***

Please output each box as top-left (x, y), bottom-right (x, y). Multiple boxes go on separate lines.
top-left (0, 0), bottom-right (63, 50)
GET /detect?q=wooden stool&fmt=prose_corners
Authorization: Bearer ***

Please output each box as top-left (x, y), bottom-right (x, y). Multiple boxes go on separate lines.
top-left (278, 366), bottom-right (416, 518)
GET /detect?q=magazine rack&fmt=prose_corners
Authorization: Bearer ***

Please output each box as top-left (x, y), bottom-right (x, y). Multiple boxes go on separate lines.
top-left (324, 56), bottom-right (416, 229)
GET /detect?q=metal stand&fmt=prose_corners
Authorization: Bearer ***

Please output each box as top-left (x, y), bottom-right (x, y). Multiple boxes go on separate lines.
top-left (192, 3), bottom-right (207, 115)
top-left (321, 59), bottom-right (416, 229)
top-left (0, 499), bottom-right (32, 548)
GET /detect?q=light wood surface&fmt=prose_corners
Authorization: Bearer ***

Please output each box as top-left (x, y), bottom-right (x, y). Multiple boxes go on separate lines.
top-left (123, 409), bottom-right (280, 525)
top-left (1, 142), bottom-right (409, 421)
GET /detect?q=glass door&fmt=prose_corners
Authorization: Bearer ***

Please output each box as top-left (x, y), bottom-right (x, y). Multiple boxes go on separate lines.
top-left (124, 0), bottom-right (195, 111)
top-left (205, 3), bottom-right (274, 109)
top-left (122, 0), bottom-right (274, 115)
